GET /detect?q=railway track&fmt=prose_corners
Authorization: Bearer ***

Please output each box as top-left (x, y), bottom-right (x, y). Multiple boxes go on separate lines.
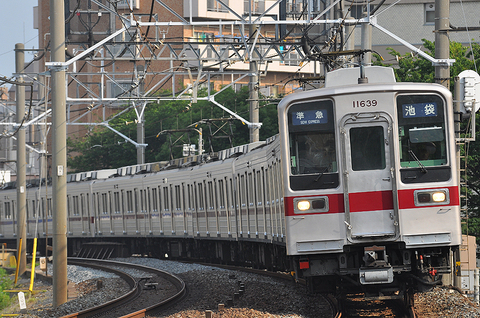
top-left (61, 258), bottom-right (186, 318)
top-left (338, 292), bottom-right (416, 318)
top-left (156, 261), bottom-right (341, 318)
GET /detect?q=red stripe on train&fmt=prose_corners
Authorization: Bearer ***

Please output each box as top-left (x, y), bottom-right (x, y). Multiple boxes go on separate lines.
top-left (348, 191), bottom-right (394, 212)
top-left (284, 186), bottom-right (459, 216)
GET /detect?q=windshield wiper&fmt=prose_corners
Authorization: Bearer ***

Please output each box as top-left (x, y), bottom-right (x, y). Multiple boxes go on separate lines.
top-left (408, 150), bottom-right (427, 173)
top-left (314, 166), bottom-right (329, 182)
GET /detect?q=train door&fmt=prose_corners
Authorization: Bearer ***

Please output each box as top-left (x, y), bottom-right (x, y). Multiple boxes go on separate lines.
top-left (341, 112), bottom-right (398, 242)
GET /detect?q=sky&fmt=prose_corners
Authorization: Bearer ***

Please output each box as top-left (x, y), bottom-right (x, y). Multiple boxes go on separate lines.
top-left (0, 1), bottom-right (39, 79)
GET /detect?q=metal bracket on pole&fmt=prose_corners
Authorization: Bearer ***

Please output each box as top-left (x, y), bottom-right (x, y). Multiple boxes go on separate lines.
top-left (369, 16), bottom-right (455, 66)
top-left (208, 97), bottom-right (262, 130)
top-left (45, 27), bottom-right (128, 69)
top-left (100, 123), bottom-right (148, 148)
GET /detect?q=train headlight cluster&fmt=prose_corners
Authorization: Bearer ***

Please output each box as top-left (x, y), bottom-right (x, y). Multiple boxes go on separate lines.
top-left (415, 189), bottom-right (449, 206)
top-left (294, 197), bottom-right (329, 213)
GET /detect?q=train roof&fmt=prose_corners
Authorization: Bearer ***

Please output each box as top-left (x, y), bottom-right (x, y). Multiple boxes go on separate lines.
top-left (325, 66), bottom-right (396, 88)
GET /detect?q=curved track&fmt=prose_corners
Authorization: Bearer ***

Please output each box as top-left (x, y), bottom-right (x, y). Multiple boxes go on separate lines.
top-left (61, 258), bottom-right (186, 318)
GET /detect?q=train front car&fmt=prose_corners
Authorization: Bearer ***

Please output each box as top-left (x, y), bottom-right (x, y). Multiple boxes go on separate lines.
top-left (278, 66), bottom-right (461, 297)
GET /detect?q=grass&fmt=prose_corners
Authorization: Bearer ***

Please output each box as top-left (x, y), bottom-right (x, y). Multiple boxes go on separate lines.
top-left (0, 268), bottom-right (13, 310)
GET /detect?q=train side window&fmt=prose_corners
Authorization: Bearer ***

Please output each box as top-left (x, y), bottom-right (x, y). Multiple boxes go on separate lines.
top-left (126, 190), bottom-right (133, 213)
top-left (134, 189), bottom-right (139, 214)
top-left (240, 174), bottom-right (246, 207)
top-left (47, 198), bottom-right (52, 217)
top-left (67, 196), bottom-right (71, 216)
top-left (114, 192), bottom-right (121, 214)
top-left (4, 202), bottom-right (10, 219)
top-left (41, 198), bottom-right (45, 218)
top-left (147, 188), bottom-right (152, 213)
top-left (80, 194), bottom-right (85, 217)
top-left (350, 126), bottom-right (386, 171)
top-left (31, 200), bottom-right (36, 218)
top-left (248, 172), bottom-right (254, 207)
top-left (73, 196), bottom-right (79, 216)
top-left (186, 185), bottom-right (192, 210)
top-left (175, 185), bottom-right (181, 210)
top-left (397, 94), bottom-right (447, 168)
top-left (163, 187), bottom-right (170, 211)
top-left (218, 180), bottom-right (225, 209)
top-left (256, 170), bottom-right (263, 206)
top-left (25, 199), bottom-right (29, 221)
top-left (102, 193), bottom-right (108, 214)
top-left (152, 188), bottom-right (158, 212)
top-left (197, 183), bottom-right (204, 210)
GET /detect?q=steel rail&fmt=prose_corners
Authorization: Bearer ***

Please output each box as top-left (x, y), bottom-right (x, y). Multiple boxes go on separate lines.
top-left (60, 258), bottom-right (186, 318)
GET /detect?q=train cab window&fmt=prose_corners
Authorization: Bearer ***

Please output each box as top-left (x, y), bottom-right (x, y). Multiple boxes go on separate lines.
top-left (350, 126), bottom-right (386, 171)
top-left (287, 100), bottom-right (339, 190)
top-left (397, 94), bottom-right (450, 183)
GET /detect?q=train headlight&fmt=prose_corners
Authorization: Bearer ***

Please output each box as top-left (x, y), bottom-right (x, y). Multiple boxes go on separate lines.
top-left (432, 191), bottom-right (446, 202)
top-left (293, 197), bottom-right (329, 214)
top-left (297, 200), bottom-right (311, 211)
top-left (414, 189), bottom-right (449, 206)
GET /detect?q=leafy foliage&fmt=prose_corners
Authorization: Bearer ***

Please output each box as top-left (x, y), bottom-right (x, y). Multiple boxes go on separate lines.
top-left (67, 86), bottom-right (279, 172)
top-left (0, 268), bottom-right (13, 310)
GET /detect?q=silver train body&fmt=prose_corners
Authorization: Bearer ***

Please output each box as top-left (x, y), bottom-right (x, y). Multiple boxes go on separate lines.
top-left (0, 66), bottom-right (461, 294)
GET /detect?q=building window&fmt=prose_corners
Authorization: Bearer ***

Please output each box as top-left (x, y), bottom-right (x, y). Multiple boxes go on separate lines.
top-left (208, 0), bottom-right (229, 13)
top-left (425, 3), bottom-right (435, 25)
top-left (350, 4), bottom-right (374, 19)
top-left (245, 0), bottom-right (265, 14)
top-left (116, 0), bottom-right (140, 10)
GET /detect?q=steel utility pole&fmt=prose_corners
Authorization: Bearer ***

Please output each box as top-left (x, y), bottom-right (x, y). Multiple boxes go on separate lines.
top-left (435, 0), bottom-right (450, 89)
top-left (15, 43), bottom-right (27, 276)
top-left (51, 0), bottom-right (68, 308)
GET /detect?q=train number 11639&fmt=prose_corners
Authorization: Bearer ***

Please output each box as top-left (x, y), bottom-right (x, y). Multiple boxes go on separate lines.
top-left (353, 100), bottom-right (377, 108)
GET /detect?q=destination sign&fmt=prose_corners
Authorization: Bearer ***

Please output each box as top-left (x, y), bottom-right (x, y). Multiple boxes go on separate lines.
top-left (402, 102), bottom-right (438, 118)
top-left (291, 109), bottom-right (328, 125)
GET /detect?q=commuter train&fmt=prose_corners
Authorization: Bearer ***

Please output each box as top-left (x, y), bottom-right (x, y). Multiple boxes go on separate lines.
top-left (0, 66), bottom-right (461, 297)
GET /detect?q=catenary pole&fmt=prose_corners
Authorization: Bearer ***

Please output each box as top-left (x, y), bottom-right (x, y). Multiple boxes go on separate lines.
top-left (50, 0), bottom-right (68, 308)
top-left (435, 0), bottom-right (450, 89)
top-left (15, 43), bottom-right (27, 276)
top-left (249, 24), bottom-right (259, 143)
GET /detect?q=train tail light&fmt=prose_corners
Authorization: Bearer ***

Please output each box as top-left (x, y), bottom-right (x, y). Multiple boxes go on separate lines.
top-left (299, 259), bottom-right (310, 269)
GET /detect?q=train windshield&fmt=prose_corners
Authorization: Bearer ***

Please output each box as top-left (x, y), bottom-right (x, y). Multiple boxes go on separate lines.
top-left (287, 100), bottom-right (337, 175)
top-left (397, 94), bottom-right (447, 168)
